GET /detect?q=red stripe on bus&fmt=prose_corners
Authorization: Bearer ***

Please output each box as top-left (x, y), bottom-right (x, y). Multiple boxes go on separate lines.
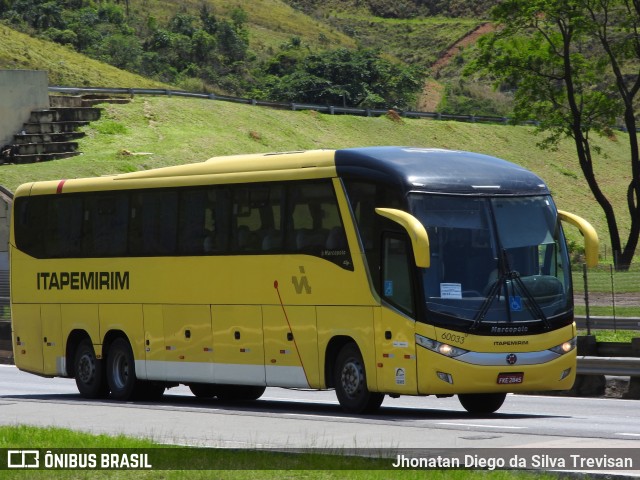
top-left (56, 180), bottom-right (67, 194)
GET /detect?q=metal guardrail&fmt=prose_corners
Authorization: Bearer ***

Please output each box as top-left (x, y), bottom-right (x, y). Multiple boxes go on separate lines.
top-left (577, 356), bottom-right (640, 376)
top-left (48, 86), bottom-right (531, 126)
top-left (575, 316), bottom-right (640, 330)
top-left (49, 85), bottom-right (640, 131)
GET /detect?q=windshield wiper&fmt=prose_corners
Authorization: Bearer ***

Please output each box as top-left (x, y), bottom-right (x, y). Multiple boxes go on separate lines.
top-left (470, 268), bottom-right (510, 331)
top-left (471, 252), bottom-right (551, 331)
top-left (510, 272), bottom-right (551, 330)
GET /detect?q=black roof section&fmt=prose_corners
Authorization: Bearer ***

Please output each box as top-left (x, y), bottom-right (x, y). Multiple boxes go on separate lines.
top-left (334, 146), bottom-right (549, 195)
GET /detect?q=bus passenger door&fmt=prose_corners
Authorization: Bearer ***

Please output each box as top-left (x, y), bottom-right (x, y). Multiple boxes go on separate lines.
top-left (41, 304), bottom-right (63, 376)
top-left (162, 305), bottom-right (214, 383)
top-left (263, 305), bottom-right (317, 388)
top-left (211, 305), bottom-right (265, 386)
top-left (376, 234), bottom-right (418, 394)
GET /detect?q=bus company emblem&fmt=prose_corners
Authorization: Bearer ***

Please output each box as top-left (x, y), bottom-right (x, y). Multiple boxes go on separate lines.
top-left (506, 353), bottom-right (518, 365)
top-left (291, 266), bottom-right (311, 294)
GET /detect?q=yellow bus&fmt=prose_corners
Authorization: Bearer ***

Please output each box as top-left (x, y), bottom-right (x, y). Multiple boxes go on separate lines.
top-left (10, 147), bottom-right (598, 414)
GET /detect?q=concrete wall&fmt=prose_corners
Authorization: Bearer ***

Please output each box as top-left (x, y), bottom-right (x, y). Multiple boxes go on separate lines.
top-left (0, 70), bottom-right (49, 147)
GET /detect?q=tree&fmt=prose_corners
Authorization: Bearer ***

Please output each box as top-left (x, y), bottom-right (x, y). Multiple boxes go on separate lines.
top-left (259, 47), bottom-right (423, 109)
top-left (470, 0), bottom-right (640, 269)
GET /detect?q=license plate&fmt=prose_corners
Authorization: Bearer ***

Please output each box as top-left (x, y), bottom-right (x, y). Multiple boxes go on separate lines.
top-left (497, 372), bottom-right (524, 385)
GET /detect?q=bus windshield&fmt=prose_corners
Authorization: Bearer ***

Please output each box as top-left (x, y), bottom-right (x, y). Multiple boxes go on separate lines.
top-left (408, 194), bottom-right (572, 332)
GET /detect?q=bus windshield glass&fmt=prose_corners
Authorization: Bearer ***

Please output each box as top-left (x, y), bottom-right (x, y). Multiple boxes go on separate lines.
top-left (408, 194), bottom-right (572, 331)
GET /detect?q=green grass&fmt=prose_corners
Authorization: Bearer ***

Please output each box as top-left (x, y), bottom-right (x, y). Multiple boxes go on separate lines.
top-left (575, 305), bottom-right (640, 317)
top-left (577, 329), bottom-right (638, 342)
top-left (572, 266), bottom-right (640, 294)
top-left (0, 426), bottom-right (564, 479)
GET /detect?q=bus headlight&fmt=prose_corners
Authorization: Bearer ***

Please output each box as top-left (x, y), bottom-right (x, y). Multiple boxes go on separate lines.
top-left (416, 334), bottom-right (468, 358)
top-left (549, 337), bottom-right (577, 355)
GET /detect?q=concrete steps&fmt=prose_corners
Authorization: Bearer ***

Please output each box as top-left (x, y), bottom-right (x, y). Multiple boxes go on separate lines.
top-left (49, 94), bottom-right (132, 108)
top-left (2, 94), bottom-right (130, 164)
top-left (1, 103), bottom-right (101, 165)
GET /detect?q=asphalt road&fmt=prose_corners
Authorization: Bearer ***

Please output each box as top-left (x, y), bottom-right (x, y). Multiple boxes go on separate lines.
top-left (1, 364), bottom-right (639, 452)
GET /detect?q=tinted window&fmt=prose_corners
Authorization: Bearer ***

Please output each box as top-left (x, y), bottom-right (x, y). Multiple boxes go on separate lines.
top-left (288, 181), bottom-right (352, 270)
top-left (14, 180), bottom-right (352, 268)
top-left (45, 196), bottom-right (84, 258)
top-left (227, 184), bottom-right (286, 253)
top-left (130, 190), bottom-right (178, 255)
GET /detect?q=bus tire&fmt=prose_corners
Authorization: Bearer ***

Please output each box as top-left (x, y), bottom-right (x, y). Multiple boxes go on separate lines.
top-left (74, 338), bottom-right (108, 399)
top-left (189, 384), bottom-right (218, 398)
top-left (458, 393), bottom-right (506, 414)
top-left (106, 337), bottom-right (138, 401)
top-left (334, 343), bottom-right (384, 414)
top-left (215, 385), bottom-right (266, 401)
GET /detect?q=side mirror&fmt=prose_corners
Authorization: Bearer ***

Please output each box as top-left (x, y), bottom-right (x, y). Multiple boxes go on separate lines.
top-left (375, 208), bottom-right (430, 268)
top-left (558, 210), bottom-right (599, 268)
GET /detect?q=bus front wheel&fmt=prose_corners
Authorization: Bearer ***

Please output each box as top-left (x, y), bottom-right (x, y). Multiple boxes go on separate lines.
top-left (74, 338), bottom-right (108, 399)
top-left (106, 337), bottom-right (138, 401)
top-left (333, 343), bottom-right (384, 414)
top-left (458, 393), bottom-right (506, 414)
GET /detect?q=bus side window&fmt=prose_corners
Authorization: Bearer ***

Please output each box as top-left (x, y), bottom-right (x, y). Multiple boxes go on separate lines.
top-left (289, 182), bottom-right (334, 251)
top-left (259, 185), bottom-right (284, 252)
top-left (178, 189), bottom-right (210, 255)
top-left (84, 193), bottom-right (129, 257)
top-left (46, 196), bottom-right (84, 258)
top-left (14, 197), bottom-right (46, 258)
top-left (381, 233), bottom-right (415, 317)
top-left (230, 184), bottom-right (284, 253)
top-left (130, 190), bottom-right (178, 256)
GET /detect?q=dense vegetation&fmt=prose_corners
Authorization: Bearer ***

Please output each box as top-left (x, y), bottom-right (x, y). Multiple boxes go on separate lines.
top-left (284, 0), bottom-right (496, 18)
top-left (0, 0), bottom-right (425, 108)
top-left (0, 1), bottom-right (257, 93)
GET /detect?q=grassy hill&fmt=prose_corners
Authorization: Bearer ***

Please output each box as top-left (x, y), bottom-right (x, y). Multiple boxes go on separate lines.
top-left (0, 0), bottom-right (486, 108)
top-left (0, 0), bottom-right (356, 88)
top-left (0, 95), bottom-right (632, 254)
top-left (323, 14), bottom-right (483, 65)
top-left (128, 0), bottom-right (356, 55)
top-left (0, 24), bottom-right (169, 88)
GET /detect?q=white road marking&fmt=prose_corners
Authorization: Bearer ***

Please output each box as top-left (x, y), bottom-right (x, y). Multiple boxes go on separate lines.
top-left (438, 422), bottom-right (526, 430)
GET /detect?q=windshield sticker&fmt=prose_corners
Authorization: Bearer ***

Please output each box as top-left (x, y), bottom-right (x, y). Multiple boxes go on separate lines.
top-left (384, 280), bottom-right (394, 296)
top-left (510, 296), bottom-right (523, 311)
top-left (440, 283), bottom-right (462, 299)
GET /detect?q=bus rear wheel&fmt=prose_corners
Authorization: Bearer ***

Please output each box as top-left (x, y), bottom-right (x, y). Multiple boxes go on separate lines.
top-left (74, 338), bottom-right (108, 399)
top-left (106, 337), bottom-right (138, 401)
top-left (334, 343), bottom-right (384, 414)
top-left (458, 393), bottom-right (506, 414)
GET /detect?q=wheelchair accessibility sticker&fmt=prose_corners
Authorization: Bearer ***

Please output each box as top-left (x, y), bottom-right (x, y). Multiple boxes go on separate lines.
top-left (510, 296), bottom-right (522, 311)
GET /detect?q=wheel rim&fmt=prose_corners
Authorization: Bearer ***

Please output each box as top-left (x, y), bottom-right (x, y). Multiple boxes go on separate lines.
top-left (111, 350), bottom-right (129, 390)
top-left (77, 352), bottom-right (95, 384)
top-left (341, 359), bottom-right (363, 398)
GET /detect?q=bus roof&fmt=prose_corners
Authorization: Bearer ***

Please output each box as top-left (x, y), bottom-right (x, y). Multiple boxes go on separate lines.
top-left (334, 147), bottom-right (549, 195)
top-left (15, 146), bottom-right (548, 196)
